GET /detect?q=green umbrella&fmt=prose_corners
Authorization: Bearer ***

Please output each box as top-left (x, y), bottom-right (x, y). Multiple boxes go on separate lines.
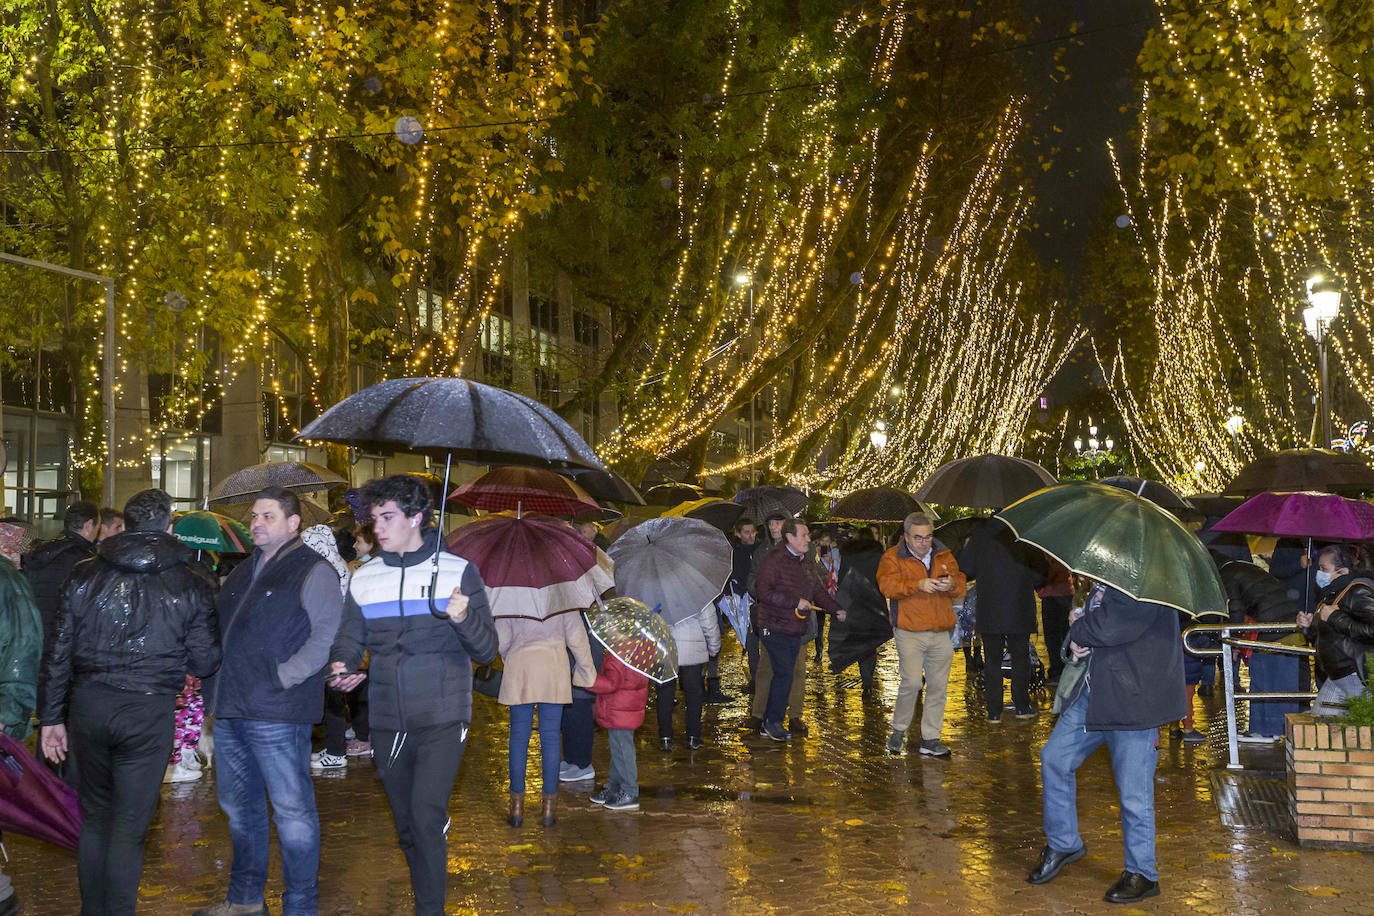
top-left (996, 482), bottom-right (1225, 618)
top-left (173, 511), bottom-right (254, 554)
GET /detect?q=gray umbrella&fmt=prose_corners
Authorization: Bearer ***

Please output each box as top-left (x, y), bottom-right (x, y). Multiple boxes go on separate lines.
top-left (207, 461), bottom-right (348, 505)
top-left (915, 454), bottom-right (1056, 509)
top-left (606, 516), bottom-right (732, 626)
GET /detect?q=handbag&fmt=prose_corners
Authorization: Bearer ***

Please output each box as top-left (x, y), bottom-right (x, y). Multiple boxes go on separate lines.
top-left (472, 661), bottom-right (503, 700)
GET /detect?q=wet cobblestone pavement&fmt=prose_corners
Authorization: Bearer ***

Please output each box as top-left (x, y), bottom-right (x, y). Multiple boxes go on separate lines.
top-left (7, 643), bottom-right (1370, 914)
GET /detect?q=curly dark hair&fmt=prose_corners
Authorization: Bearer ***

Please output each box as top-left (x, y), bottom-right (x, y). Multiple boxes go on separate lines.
top-left (123, 489), bottom-right (173, 533)
top-left (364, 475), bottom-right (434, 525)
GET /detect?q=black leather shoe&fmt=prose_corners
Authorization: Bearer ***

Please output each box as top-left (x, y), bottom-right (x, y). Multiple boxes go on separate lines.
top-left (789, 718), bottom-right (810, 737)
top-left (1026, 844), bottom-right (1085, 885)
top-left (1104, 871), bottom-right (1159, 904)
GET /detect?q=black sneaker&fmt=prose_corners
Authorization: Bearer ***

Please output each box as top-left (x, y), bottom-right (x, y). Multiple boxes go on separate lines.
top-left (589, 786), bottom-right (612, 806)
top-left (603, 792), bottom-right (640, 811)
top-left (659, 737), bottom-right (673, 752)
top-left (760, 721), bottom-right (790, 742)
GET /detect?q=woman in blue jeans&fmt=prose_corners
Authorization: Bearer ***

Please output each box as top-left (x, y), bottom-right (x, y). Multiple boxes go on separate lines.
top-left (495, 612), bottom-right (597, 827)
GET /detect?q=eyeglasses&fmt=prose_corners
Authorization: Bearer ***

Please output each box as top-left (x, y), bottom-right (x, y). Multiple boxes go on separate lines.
top-left (908, 534), bottom-right (933, 542)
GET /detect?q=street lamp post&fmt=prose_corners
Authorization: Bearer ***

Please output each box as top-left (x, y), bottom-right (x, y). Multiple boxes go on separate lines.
top-left (870, 420), bottom-right (887, 451)
top-left (735, 272), bottom-right (755, 487)
top-left (1072, 422), bottom-right (1114, 478)
top-left (1304, 271), bottom-right (1343, 449)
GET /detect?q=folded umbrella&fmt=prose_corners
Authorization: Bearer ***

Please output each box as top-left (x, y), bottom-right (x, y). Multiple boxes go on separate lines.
top-left (607, 517), bottom-right (733, 626)
top-left (996, 482), bottom-right (1226, 617)
top-left (207, 461), bottom-right (347, 505)
top-left (716, 592), bottom-right (751, 647)
top-left (450, 466), bottom-right (607, 518)
top-left (831, 486), bottom-right (939, 523)
top-left (660, 497), bottom-right (744, 533)
top-left (447, 514), bottom-right (613, 620)
top-left (1223, 448), bottom-right (1374, 497)
top-left (585, 597), bottom-right (678, 684)
top-left (916, 454), bottom-right (1056, 509)
top-left (173, 511), bottom-right (253, 554)
top-left (0, 731), bottom-right (81, 851)
top-left (828, 544), bottom-right (894, 674)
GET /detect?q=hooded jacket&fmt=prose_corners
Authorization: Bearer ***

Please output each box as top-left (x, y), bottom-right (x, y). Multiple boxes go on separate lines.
top-left (38, 530), bottom-right (221, 724)
top-left (1069, 585), bottom-right (1187, 731)
top-left (876, 539), bottom-right (965, 632)
top-left (332, 527), bottom-right (498, 731)
top-left (587, 652), bottom-right (648, 730)
top-left (0, 558), bottom-right (42, 739)
top-left (23, 532), bottom-right (96, 652)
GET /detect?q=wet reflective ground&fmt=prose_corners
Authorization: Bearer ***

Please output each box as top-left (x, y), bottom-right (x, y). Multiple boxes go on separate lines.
top-left (8, 643), bottom-right (1368, 914)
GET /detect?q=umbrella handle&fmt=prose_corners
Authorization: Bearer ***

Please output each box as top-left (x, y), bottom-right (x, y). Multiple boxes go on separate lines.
top-left (429, 454), bottom-right (454, 620)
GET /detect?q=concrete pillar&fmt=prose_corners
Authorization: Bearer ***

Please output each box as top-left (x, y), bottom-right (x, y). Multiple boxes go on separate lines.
top-left (212, 359), bottom-right (263, 491)
top-left (113, 363), bottom-right (151, 506)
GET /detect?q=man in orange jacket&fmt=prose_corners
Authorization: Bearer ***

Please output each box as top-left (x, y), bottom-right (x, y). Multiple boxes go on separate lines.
top-left (877, 513), bottom-right (965, 758)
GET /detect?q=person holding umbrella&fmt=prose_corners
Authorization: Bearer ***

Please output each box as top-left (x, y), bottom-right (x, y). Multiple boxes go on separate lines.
top-left (1302, 544), bottom-right (1374, 716)
top-left (328, 475), bottom-right (497, 915)
top-left (38, 489), bottom-right (221, 915)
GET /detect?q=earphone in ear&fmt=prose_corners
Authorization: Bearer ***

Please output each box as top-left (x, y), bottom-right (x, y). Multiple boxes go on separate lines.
top-left (412, 519), bottom-right (419, 527)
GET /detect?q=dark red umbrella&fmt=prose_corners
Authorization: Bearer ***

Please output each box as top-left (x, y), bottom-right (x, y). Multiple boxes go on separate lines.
top-left (449, 467), bottom-right (607, 518)
top-left (0, 731), bottom-right (81, 851)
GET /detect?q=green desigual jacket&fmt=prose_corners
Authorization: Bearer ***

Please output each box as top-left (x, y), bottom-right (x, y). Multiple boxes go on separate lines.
top-left (0, 557), bottom-right (42, 740)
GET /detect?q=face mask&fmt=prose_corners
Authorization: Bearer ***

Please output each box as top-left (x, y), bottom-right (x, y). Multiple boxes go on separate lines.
top-left (1315, 570), bottom-right (1334, 588)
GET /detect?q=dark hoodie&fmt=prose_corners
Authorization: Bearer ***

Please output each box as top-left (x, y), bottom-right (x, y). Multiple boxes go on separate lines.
top-left (23, 531), bottom-right (96, 653)
top-left (38, 530), bottom-right (221, 724)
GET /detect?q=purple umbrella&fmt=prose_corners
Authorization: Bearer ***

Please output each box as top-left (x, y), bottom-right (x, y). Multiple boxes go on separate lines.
top-left (1209, 492), bottom-right (1374, 541)
top-left (0, 731), bottom-right (81, 851)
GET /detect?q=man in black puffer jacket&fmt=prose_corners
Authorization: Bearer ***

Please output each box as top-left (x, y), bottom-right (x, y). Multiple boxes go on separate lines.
top-left (38, 488), bottom-right (220, 915)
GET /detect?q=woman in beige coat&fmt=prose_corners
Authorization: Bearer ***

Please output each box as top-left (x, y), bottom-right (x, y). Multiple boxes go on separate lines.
top-left (497, 611), bottom-right (596, 828)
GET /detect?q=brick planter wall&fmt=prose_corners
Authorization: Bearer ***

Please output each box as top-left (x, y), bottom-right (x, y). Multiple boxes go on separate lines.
top-left (1286, 712), bottom-right (1374, 849)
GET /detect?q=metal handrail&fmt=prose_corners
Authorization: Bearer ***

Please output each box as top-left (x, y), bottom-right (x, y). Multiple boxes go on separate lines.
top-left (1182, 623), bottom-right (1316, 770)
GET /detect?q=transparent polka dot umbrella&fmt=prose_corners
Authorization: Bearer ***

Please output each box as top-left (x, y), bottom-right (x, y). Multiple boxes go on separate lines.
top-left (584, 598), bottom-right (679, 685)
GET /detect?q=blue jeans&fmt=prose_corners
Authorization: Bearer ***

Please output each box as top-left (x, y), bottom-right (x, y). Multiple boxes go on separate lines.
top-left (1040, 693), bottom-right (1160, 881)
top-left (214, 718), bottom-right (319, 915)
top-left (508, 702), bottom-right (563, 795)
top-left (606, 728), bottom-right (638, 800)
top-left (759, 630), bottom-right (803, 729)
top-left (1247, 649), bottom-right (1300, 736)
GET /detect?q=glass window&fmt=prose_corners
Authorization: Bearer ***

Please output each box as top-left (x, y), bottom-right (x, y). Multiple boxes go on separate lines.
top-left (1, 412), bottom-right (75, 524)
top-left (153, 433), bottom-right (210, 510)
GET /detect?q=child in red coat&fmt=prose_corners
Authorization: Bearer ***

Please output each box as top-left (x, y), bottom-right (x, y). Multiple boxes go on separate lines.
top-left (586, 652), bottom-right (649, 811)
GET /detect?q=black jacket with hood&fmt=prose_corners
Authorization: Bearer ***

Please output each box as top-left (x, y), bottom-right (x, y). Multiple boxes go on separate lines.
top-left (38, 530), bottom-right (221, 724)
top-left (23, 532), bottom-right (96, 652)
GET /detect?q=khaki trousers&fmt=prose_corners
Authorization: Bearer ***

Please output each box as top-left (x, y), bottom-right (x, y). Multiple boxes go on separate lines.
top-left (752, 639), bottom-right (808, 720)
top-left (892, 628), bottom-right (953, 740)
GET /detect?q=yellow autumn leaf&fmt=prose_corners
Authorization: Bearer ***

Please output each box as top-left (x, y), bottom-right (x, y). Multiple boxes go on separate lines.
top-left (1289, 885), bottom-right (1342, 897)
top-left (844, 818), bottom-right (864, 826)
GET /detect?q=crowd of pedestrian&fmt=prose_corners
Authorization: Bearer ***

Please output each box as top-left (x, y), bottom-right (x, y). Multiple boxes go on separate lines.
top-left (0, 475), bottom-right (1370, 914)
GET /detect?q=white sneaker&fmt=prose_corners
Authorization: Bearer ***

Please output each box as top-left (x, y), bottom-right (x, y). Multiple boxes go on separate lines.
top-left (311, 752), bottom-right (347, 770)
top-left (165, 758), bottom-right (202, 783)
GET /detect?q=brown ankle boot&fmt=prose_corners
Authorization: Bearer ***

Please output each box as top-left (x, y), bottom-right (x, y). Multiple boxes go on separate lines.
top-left (507, 792), bottom-right (524, 827)
top-left (541, 793), bottom-right (557, 827)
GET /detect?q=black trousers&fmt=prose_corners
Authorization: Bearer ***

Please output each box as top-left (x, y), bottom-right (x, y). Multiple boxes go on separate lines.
top-left (324, 681), bottom-right (370, 755)
top-left (372, 721), bottom-right (468, 916)
top-left (657, 663), bottom-right (705, 741)
top-left (813, 613), bottom-right (826, 661)
top-left (1040, 596), bottom-right (1072, 679)
top-left (69, 683), bottom-right (176, 916)
top-left (982, 633), bottom-right (1031, 717)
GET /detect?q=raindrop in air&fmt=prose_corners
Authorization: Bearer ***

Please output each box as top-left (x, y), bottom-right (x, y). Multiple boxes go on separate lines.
top-left (849, 271), bottom-right (863, 285)
top-left (364, 76), bottom-right (382, 95)
top-left (701, 93), bottom-right (713, 105)
top-left (660, 177), bottom-right (673, 190)
top-left (394, 116), bottom-right (423, 145)
top-left (1115, 214), bottom-right (1131, 228)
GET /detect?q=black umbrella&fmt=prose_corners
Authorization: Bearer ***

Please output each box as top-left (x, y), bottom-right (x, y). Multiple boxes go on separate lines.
top-left (1223, 448), bottom-right (1374, 496)
top-left (643, 483), bottom-right (704, 506)
top-left (829, 542), bottom-right (894, 674)
top-left (660, 498), bottom-right (745, 533)
top-left (208, 461), bottom-right (348, 505)
top-left (831, 486), bottom-right (939, 523)
top-left (915, 454), bottom-right (1056, 509)
top-left (733, 485), bottom-right (810, 522)
top-left (1099, 476), bottom-right (1195, 512)
top-left (297, 377), bottom-right (607, 618)
top-left (565, 467), bottom-right (646, 505)
top-left (1186, 492), bottom-right (1245, 518)
top-left (933, 516), bottom-right (983, 556)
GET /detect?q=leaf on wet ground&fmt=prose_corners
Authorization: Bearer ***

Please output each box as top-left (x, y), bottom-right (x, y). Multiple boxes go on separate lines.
top-left (564, 844), bottom-right (592, 853)
top-left (844, 818), bottom-right (865, 826)
top-left (507, 843), bottom-right (538, 853)
top-left (1208, 851), bottom-right (1231, 860)
top-left (1289, 885), bottom-right (1342, 897)
top-left (878, 882), bottom-right (907, 892)
top-left (657, 902), bottom-right (702, 912)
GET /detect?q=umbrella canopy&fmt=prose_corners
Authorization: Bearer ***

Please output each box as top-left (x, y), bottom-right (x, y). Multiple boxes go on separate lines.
top-left (207, 461), bottom-right (347, 505)
top-left (585, 597), bottom-right (679, 684)
top-left (0, 731), bottom-right (82, 851)
top-left (660, 497), bottom-right (744, 532)
top-left (831, 486), bottom-right (939, 523)
top-left (1187, 492), bottom-right (1245, 518)
top-left (173, 511), bottom-right (253, 554)
top-left (218, 496), bottom-right (333, 529)
top-left (564, 467), bottom-right (646, 505)
top-left (450, 466), bottom-right (605, 518)
top-left (933, 516), bottom-right (983, 556)
top-left (1209, 491), bottom-right (1374, 541)
top-left (996, 482), bottom-right (1226, 617)
top-left (601, 516), bottom-right (648, 544)
top-left (643, 482), bottom-right (705, 506)
top-left (733, 485), bottom-right (810, 516)
top-left (915, 454), bottom-right (1056, 509)
top-left (606, 516), bottom-right (732, 626)
top-left (446, 514), bottom-right (613, 620)
top-left (1223, 448), bottom-right (1374, 497)
top-left (296, 377), bottom-right (604, 471)
top-left (1098, 476), bottom-right (1195, 512)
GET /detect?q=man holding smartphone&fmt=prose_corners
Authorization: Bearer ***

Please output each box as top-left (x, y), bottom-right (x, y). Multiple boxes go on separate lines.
top-left (328, 475), bottom-right (497, 916)
top-left (877, 513), bottom-right (965, 757)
